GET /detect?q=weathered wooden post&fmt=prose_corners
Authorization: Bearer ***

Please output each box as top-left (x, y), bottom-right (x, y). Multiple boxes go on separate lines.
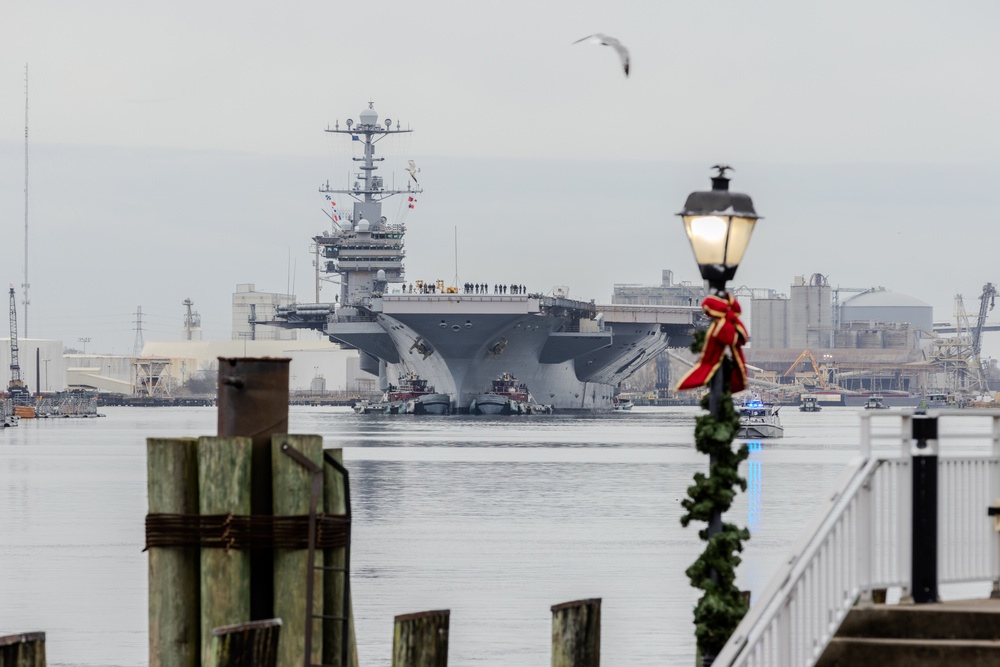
top-left (551, 598), bottom-right (601, 667)
top-left (147, 437), bottom-right (200, 667)
top-left (273, 434), bottom-right (324, 667)
top-left (0, 632), bottom-right (45, 667)
top-left (207, 619), bottom-right (281, 667)
top-left (217, 357), bottom-right (290, 621)
top-left (199, 435), bottom-right (253, 663)
top-left (324, 448), bottom-right (358, 667)
top-left (391, 610), bottom-right (449, 667)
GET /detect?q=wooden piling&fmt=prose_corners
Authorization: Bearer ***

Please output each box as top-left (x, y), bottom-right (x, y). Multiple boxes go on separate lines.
top-left (206, 619), bottom-right (281, 667)
top-left (324, 448), bottom-right (358, 667)
top-left (217, 357), bottom-right (290, 621)
top-left (392, 610), bottom-right (449, 667)
top-left (0, 632), bottom-right (45, 667)
top-left (199, 436), bottom-right (253, 664)
top-left (272, 434), bottom-right (324, 667)
top-left (147, 437), bottom-right (200, 667)
top-left (551, 598), bottom-right (601, 667)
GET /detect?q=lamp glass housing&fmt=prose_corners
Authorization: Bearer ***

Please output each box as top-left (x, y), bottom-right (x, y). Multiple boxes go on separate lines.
top-left (682, 214), bottom-right (757, 287)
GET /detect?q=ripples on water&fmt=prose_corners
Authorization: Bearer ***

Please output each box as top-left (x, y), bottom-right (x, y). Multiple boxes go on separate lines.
top-left (0, 405), bottom-right (893, 666)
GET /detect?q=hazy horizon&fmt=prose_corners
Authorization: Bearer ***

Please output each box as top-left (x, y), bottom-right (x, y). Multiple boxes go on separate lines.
top-left (2, 0), bottom-right (999, 358)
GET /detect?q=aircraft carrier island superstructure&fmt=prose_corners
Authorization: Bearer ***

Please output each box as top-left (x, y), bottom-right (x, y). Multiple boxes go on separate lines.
top-left (271, 103), bottom-right (699, 411)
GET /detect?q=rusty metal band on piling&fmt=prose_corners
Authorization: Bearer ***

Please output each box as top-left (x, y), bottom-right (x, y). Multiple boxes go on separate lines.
top-left (216, 357), bottom-right (290, 621)
top-left (144, 513), bottom-right (348, 550)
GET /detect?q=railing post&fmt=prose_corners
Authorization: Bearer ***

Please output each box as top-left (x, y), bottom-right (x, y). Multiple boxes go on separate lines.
top-left (860, 412), bottom-right (871, 461)
top-left (910, 413), bottom-right (939, 604)
top-left (991, 414), bottom-right (1000, 599)
top-left (857, 473), bottom-right (873, 606)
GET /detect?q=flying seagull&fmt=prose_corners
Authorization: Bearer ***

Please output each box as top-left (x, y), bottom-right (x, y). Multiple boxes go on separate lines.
top-left (572, 33), bottom-right (630, 77)
top-left (406, 159), bottom-right (420, 184)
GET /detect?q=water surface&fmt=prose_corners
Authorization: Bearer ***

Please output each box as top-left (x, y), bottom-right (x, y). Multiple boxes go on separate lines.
top-left (1, 405), bottom-right (889, 665)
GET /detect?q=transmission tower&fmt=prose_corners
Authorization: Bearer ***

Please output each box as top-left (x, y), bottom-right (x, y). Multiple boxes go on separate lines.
top-left (133, 306), bottom-right (145, 356)
top-left (182, 298), bottom-right (201, 340)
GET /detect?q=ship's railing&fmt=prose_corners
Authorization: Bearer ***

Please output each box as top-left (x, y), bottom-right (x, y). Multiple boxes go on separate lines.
top-left (333, 315), bottom-right (378, 323)
top-left (715, 410), bottom-right (1000, 667)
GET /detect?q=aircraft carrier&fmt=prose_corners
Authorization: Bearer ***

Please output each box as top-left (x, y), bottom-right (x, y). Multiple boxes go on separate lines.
top-left (271, 103), bottom-right (698, 411)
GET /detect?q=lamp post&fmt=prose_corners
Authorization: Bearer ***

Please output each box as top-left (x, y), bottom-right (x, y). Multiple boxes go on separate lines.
top-left (676, 165), bottom-right (760, 666)
top-left (77, 337), bottom-right (91, 354)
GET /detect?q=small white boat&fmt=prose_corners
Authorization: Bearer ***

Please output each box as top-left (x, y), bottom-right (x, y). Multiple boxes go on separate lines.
top-left (799, 394), bottom-right (822, 412)
top-left (737, 397), bottom-right (784, 439)
top-left (612, 397), bottom-right (634, 411)
top-left (863, 395), bottom-right (889, 410)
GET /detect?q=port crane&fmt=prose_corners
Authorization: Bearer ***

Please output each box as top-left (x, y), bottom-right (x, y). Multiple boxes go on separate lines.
top-left (782, 349), bottom-right (831, 390)
top-left (8, 285), bottom-right (29, 399)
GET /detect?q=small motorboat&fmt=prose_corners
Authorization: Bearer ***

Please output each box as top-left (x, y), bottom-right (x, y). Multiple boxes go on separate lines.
top-left (863, 395), bottom-right (889, 410)
top-left (612, 397), bottom-right (634, 411)
top-left (799, 394), bottom-right (822, 412)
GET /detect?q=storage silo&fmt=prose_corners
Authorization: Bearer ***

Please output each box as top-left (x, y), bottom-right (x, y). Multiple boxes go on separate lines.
top-left (750, 298), bottom-right (788, 349)
top-left (789, 273), bottom-right (833, 350)
top-left (840, 289), bottom-right (934, 335)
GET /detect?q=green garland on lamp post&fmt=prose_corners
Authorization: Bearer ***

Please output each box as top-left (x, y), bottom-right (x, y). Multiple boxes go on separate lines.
top-left (680, 330), bottom-right (751, 664)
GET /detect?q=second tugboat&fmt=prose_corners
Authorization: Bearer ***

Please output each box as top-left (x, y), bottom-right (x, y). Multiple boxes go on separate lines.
top-left (470, 372), bottom-right (553, 415)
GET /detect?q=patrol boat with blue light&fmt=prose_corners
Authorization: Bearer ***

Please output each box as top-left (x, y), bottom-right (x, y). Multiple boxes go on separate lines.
top-left (737, 397), bottom-right (784, 439)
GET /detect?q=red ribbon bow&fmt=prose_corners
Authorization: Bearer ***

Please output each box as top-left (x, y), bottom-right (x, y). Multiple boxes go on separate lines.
top-left (675, 293), bottom-right (749, 394)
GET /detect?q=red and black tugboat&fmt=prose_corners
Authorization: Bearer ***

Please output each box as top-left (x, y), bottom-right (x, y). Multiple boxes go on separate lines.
top-left (470, 372), bottom-right (553, 415)
top-left (354, 372), bottom-right (451, 415)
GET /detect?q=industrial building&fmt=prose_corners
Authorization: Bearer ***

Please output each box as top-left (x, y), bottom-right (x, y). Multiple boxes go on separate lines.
top-left (232, 283), bottom-right (298, 341)
top-left (616, 270), bottom-right (996, 404)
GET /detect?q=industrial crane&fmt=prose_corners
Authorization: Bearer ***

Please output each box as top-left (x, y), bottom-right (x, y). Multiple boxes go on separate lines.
top-left (782, 349), bottom-right (831, 390)
top-left (974, 283), bottom-right (997, 357)
top-left (8, 285), bottom-right (28, 398)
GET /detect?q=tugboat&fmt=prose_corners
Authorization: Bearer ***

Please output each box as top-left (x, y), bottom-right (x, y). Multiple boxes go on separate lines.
top-left (470, 372), bottom-right (553, 415)
top-left (354, 372), bottom-right (451, 415)
top-left (799, 394), bottom-right (822, 412)
top-left (737, 396), bottom-right (784, 439)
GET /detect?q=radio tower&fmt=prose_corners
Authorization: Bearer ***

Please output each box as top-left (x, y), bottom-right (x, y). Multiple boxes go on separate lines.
top-left (22, 63), bottom-right (30, 338)
top-left (133, 306), bottom-right (145, 356)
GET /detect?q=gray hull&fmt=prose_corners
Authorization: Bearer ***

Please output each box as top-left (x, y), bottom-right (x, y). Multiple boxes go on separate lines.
top-left (737, 422), bottom-right (784, 439)
top-left (329, 295), bottom-right (677, 411)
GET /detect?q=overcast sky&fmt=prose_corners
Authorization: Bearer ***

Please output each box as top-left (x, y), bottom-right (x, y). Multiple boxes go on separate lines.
top-left (2, 1), bottom-right (1000, 358)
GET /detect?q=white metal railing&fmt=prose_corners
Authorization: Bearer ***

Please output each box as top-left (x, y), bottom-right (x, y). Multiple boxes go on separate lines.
top-left (715, 409), bottom-right (1000, 667)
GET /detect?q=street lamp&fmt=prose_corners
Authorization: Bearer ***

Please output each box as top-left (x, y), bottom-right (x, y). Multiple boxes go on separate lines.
top-left (676, 165), bottom-right (760, 666)
top-left (77, 337), bottom-right (91, 354)
top-left (678, 165), bottom-right (760, 293)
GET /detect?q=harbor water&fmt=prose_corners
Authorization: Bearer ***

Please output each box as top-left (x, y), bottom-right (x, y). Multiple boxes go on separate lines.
top-left (0, 405), bottom-right (934, 666)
